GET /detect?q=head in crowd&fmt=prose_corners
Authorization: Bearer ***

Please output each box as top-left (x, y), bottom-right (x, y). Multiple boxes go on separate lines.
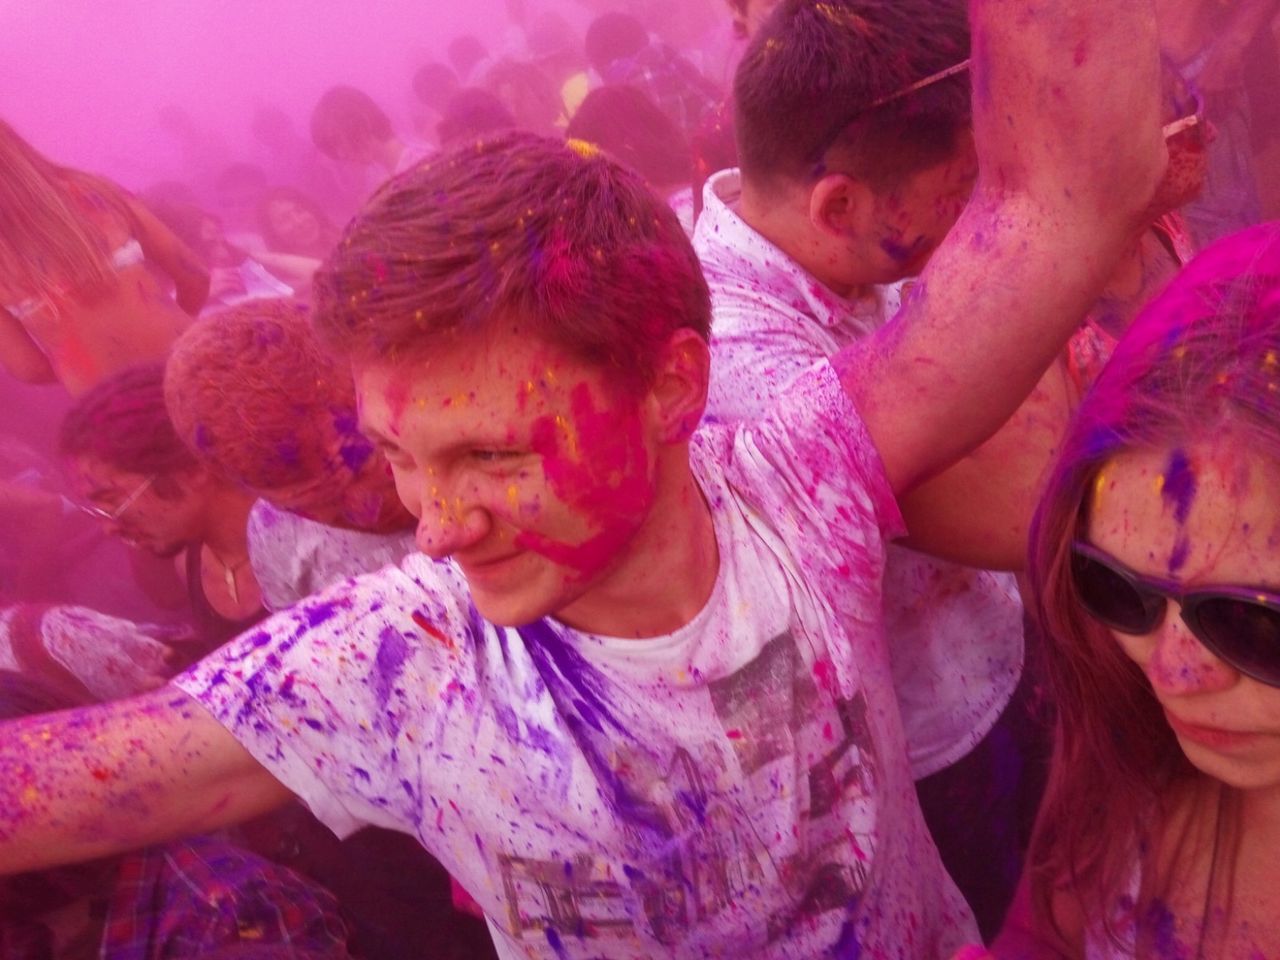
top-left (164, 298), bottom-right (411, 533)
top-left (436, 88), bottom-right (516, 147)
top-left (1027, 222), bottom-right (1280, 943)
top-left (312, 132), bottom-right (710, 626)
top-left (151, 201), bottom-right (235, 268)
top-left (566, 86), bottom-right (692, 195)
top-left (447, 34), bottom-right (489, 82)
top-left (524, 11), bottom-right (579, 73)
top-left (733, 0), bottom-right (973, 287)
top-left (59, 364), bottom-right (226, 557)
top-left (0, 118), bottom-right (124, 300)
top-left (256, 186), bottom-right (338, 259)
top-left (214, 162), bottom-right (269, 230)
top-left (411, 61), bottom-right (460, 115)
top-left (309, 85), bottom-right (395, 166)
top-left (583, 12), bottom-right (649, 77)
top-left (483, 59), bottom-right (564, 137)
top-left (249, 105), bottom-right (298, 152)
top-left (725, 0), bottom-right (782, 39)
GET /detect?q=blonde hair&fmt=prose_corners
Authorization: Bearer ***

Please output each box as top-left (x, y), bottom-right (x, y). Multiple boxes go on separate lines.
top-left (0, 119), bottom-right (124, 302)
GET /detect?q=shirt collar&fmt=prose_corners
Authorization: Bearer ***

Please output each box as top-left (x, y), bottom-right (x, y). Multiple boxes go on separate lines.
top-left (695, 168), bottom-right (892, 331)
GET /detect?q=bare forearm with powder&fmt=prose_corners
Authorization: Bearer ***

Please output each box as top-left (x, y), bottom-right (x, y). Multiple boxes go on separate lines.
top-left (837, 0), bottom-right (1166, 498)
top-left (0, 686), bottom-right (290, 875)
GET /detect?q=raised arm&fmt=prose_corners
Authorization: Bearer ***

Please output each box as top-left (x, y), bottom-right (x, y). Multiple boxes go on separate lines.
top-left (0, 685), bottom-right (291, 875)
top-left (837, 0), bottom-right (1166, 499)
top-left (125, 195), bottom-right (211, 315)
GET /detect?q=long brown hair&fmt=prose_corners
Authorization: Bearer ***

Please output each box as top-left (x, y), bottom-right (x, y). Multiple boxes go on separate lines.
top-left (0, 119), bottom-right (129, 302)
top-left (1026, 222), bottom-right (1280, 944)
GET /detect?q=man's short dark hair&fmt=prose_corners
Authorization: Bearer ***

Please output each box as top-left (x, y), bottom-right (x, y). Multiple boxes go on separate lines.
top-left (734, 0), bottom-right (970, 193)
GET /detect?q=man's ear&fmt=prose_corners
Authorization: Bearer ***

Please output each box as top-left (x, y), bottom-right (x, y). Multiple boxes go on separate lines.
top-left (808, 173), bottom-right (873, 242)
top-left (647, 329), bottom-right (711, 444)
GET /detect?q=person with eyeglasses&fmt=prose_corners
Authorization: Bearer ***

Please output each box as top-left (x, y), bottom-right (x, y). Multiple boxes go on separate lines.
top-left (958, 223), bottom-right (1280, 959)
top-left (58, 364), bottom-right (265, 652)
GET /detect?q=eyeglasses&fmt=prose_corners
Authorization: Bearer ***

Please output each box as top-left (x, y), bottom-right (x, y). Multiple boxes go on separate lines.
top-left (808, 58), bottom-right (972, 166)
top-left (78, 473), bottom-right (157, 522)
top-left (1070, 540), bottom-right (1280, 687)
top-left (810, 58), bottom-right (1204, 167)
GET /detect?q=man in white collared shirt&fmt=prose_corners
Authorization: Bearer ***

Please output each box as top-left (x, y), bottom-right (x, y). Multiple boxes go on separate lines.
top-left (694, 0), bottom-right (1073, 937)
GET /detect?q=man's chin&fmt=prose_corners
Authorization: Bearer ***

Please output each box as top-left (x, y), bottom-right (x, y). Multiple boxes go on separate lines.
top-left (465, 578), bottom-right (570, 629)
top-left (130, 539), bottom-right (185, 559)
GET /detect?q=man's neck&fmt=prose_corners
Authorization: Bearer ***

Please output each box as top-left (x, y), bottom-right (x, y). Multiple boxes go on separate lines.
top-left (555, 447), bottom-right (719, 639)
top-left (737, 181), bottom-right (869, 300)
top-left (199, 484), bottom-right (257, 562)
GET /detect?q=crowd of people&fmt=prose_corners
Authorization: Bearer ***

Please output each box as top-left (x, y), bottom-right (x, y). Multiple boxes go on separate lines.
top-left (1, 0), bottom-right (1279, 957)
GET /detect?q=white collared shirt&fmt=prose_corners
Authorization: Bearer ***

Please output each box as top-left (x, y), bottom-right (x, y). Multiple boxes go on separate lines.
top-left (694, 169), bottom-right (1024, 779)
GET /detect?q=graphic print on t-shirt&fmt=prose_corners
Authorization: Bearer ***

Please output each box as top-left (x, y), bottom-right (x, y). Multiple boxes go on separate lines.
top-left (495, 630), bottom-right (880, 948)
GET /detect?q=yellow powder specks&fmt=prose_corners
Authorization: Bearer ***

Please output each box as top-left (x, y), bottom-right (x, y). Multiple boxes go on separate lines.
top-left (555, 415), bottom-right (580, 459)
top-left (565, 138), bottom-right (600, 159)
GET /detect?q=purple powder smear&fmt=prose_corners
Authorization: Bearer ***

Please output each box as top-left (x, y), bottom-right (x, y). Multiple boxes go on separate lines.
top-left (1161, 449), bottom-right (1197, 525)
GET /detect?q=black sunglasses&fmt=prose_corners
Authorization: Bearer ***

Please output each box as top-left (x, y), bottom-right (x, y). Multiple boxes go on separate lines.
top-left (1070, 541), bottom-right (1280, 687)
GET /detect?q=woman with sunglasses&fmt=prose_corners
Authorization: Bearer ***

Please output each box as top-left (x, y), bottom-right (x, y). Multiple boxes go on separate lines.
top-left (974, 222), bottom-right (1280, 958)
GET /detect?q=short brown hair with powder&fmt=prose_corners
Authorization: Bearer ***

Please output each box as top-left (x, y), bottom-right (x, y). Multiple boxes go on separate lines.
top-left (312, 132), bottom-right (711, 392)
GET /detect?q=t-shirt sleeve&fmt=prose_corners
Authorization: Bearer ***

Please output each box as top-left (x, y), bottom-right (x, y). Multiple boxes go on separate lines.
top-left (245, 502), bottom-right (308, 612)
top-left (727, 358), bottom-right (905, 565)
top-left (173, 555), bottom-right (477, 839)
top-left (707, 327), bottom-right (827, 425)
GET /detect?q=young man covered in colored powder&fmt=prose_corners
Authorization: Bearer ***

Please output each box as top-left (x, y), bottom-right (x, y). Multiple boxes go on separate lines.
top-left (0, 0), bottom-right (1168, 957)
top-left (694, 0), bottom-right (1041, 934)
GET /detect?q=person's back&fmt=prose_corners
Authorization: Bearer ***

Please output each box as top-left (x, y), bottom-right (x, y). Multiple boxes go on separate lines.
top-left (0, 123), bottom-right (208, 394)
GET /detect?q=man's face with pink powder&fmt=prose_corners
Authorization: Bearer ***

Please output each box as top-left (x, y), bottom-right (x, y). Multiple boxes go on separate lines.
top-left (353, 323), bottom-right (660, 628)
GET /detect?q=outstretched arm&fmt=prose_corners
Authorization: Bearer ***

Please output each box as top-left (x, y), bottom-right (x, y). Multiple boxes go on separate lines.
top-left (0, 685), bottom-right (291, 875)
top-left (837, 0), bottom-right (1165, 502)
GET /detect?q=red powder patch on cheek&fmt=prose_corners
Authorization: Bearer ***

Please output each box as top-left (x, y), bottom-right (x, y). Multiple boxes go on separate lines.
top-left (383, 376), bottom-right (410, 436)
top-left (519, 382), bottom-right (654, 576)
top-left (1073, 41), bottom-right (1088, 66)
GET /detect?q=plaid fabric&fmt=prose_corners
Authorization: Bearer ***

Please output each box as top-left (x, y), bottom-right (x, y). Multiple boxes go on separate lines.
top-left (100, 836), bottom-right (354, 960)
top-left (605, 43), bottom-right (722, 136)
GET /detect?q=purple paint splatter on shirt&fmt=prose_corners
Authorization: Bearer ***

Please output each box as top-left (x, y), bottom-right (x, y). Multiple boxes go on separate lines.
top-left (372, 624), bottom-right (411, 707)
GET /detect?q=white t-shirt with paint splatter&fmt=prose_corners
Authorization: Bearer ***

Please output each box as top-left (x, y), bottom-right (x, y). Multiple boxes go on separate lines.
top-left (176, 362), bottom-right (977, 959)
top-left (694, 169), bottom-right (1025, 779)
top-left (246, 501), bottom-right (417, 612)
